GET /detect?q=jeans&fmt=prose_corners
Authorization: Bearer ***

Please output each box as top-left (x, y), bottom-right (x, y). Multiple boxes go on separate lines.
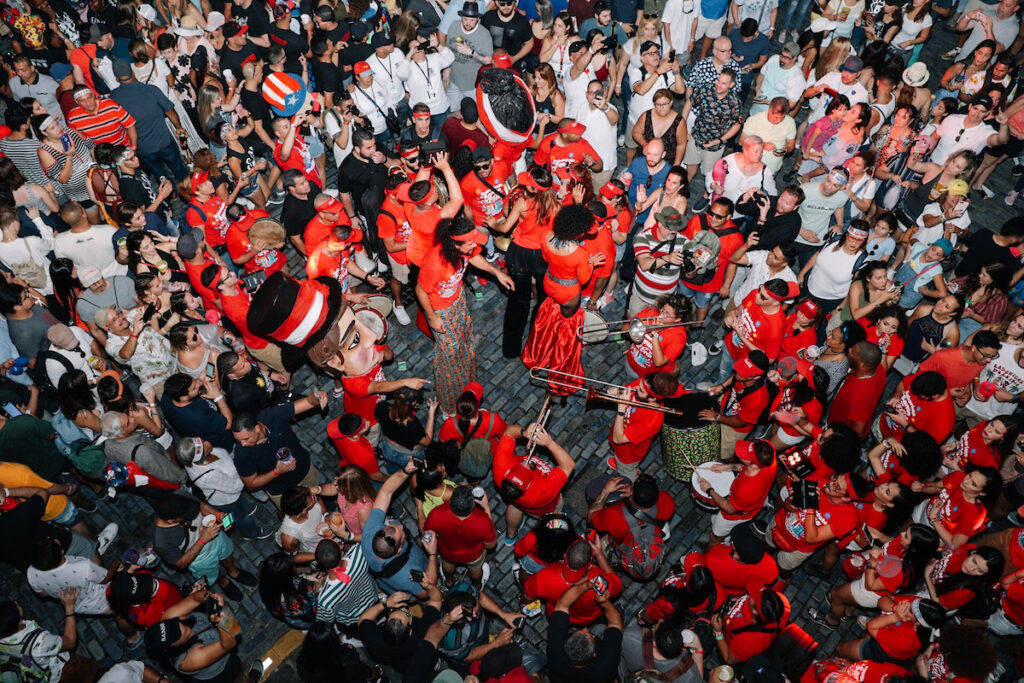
top-left (958, 317), bottom-right (983, 340)
top-left (214, 494), bottom-right (261, 539)
top-left (677, 281), bottom-right (716, 309)
top-left (138, 141), bottom-right (189, 183)
top-left (717, 348), bottom-right (737, 383)
top-left (777, 0), bottom-right (815, 33)
top-left (381, 438), bottom-right (423, 474)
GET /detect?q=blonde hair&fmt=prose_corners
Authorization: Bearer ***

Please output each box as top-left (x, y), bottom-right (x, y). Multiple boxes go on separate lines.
top-left (631, 16), bottom-right (664, 52)
top-left (336, 465), bottom-right (376, 505)
top-left (197, 83), bottom-right (224, 136)
top-left (815, 37), bottom-right (851, 80)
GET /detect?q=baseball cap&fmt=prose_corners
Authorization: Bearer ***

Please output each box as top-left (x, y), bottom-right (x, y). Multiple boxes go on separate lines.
top-left (599, 182), bottom-right (624, 199)
top-left (797, 300), bottom-right (819, 318)
top-left (730, 522), bottom-right (766, 564)
top-left (640, 40), bottom-right (661, 54)
top-left (205, 11), bottom-right (226, 32)
top-left (840, 55), bottom-right (864, 73)
top-left (88, 23), bottom-right (111, 43)
top-left (734, 354), bottom-right (768, 378)
top-left (49, 63), bottom-right (74, 82)
top-left (222, 21), bottom-right (247, 38)
top-left (450, 224), bottom-right (488, 245)
top-left (763, 280), bottom-right (802, 302)
top-left (316, 197), bottom-right (344, 213)
top-left (272, 0), bottom-right (296, 20)
top-left (350, 21), bottom-right (368, 40)
top-left (517, 170), bottom-right (550, 192)
top-left (371, 32), bottom-right (394, 49)
top-left (176, 228), bottom-right (204, 260)
top-left (354, 61), bottom-right (372, 75)
top-left (946, 179), bottom-right (969, 197)
top-left (735, 439), bottom-right (774, 464)
top-left (562, 120), bottom-right (586, 136)
top-left (78, 265), bottom-right (102, 287)
top-left (462, 381), bottom-right (484, 403)
top-left (112, 59), bottom-right (133, 81)
top-left (190, 171), bottom-right (209, 197)
top-left (472, 147), bottom-right (493, 162)
top-left (493, 54), bottom-right (513, 68)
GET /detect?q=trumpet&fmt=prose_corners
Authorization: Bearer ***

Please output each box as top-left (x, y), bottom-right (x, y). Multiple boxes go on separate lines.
top-left (528, 368), bottom-right (686, 416)
top-left (525, 394), bottom-right (553, 457)
top-left (577, 316), bottom-right (703, 344)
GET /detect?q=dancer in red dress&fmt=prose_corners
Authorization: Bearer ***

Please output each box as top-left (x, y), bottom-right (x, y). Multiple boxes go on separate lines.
top-left (522, 204), bottom-right (605, 395)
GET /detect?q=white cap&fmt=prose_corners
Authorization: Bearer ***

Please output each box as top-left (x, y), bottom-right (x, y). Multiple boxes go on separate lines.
top-left (206, 11), bottom-right (226, 32)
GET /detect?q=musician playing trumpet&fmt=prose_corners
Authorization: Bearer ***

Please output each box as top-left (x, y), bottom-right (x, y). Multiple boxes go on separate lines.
top-left (607, 372), bottom-right (681, 481)
top-left (625, 293), bottom-right (690, 380)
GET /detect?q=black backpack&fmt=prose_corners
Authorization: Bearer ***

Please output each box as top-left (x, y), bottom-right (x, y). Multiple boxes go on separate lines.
top-left (30, 351), bottom-right (75, 401)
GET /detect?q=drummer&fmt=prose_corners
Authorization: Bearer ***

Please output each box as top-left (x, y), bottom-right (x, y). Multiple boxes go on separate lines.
top-left (607, 372), bottom-right (681, 481)
top-left (304, 193), bottom-right (357, 255)
top-left (224, 204), bottom-right (287, 278)
top-left (625, 293), bottom-right (690, 380)
top-left (699, 351), bottom-right (772, 461)
top-left (306, 223), bottom-right (387, 301)
top-left (588, 473), bottom-right (676, 550)
top-left (695, 439), bottom-right (778, 547)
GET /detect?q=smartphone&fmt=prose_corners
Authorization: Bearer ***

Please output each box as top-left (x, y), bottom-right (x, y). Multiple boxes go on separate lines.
top-left (206, 596), bottom-right (222, 614)
top-left (194, 576), bottom-right (208, 591)
top-left (60, 132), bottom-right (71, 151)
top-left (205, 363), bottom-right (216, 379)
top-left (220, 512), bottom-right (235, 530)
top-left (409, 569), bottom-right (425, 583)
top-left (668, 49), bottom-right (676, 62)
top-left (2, 402), bottom-right (21, 417)
top-left (883, 405), bottom-right (900, 415)
top-left (513, 616), bottom-right (525, 631)
top-left (142, 303), bottom-right (158, 323)
top-left (585, 529), bottom-right (598, 544)
top-left (592, 575), bottom-right (609, 596)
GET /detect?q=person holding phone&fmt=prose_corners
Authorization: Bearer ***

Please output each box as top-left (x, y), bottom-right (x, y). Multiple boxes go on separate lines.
top-left (545, 560), bottom-right (624, 681)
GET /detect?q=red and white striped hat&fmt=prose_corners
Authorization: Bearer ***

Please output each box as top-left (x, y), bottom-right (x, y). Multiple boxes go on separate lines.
top-left (261, 72), bottom-right (307, 117)
top-left (247, 272), bottom-right (345, 369)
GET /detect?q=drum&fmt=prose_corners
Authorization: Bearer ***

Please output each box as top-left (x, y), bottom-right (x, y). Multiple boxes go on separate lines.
top-left (354, 307), bottom-right (388, 344)
top-left (352, 249), bottom-right (382, 279)
top-left (580, 309), bottom-right (608, 344)
top-left (363, 294), bottom-right (394, 319)
top-left (249, 218), bottom-right (287, 250)
top-left (660, 393), bottom-right (721, 482)
top-left (690, 462), bottom-right (736, 512)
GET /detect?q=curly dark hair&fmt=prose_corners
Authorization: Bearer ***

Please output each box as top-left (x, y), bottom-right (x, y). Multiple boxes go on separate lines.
top-left (551, 204), bottom-right (595, 242)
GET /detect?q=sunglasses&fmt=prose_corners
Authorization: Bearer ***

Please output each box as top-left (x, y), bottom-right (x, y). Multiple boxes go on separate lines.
top-left (708, 211), bottom-right (729, 219)
top-left (473, 162), bottom-right (491, 169)
top-left (643, 11), bottom-right (659, 17)
top-left (954, 127), bottom-right (965, 143)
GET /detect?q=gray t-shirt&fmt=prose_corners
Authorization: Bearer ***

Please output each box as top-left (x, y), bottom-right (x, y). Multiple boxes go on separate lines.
top-left (171, 613), bottom-right (230, 681)
top-left (619, 624), bottom-right (702, 683)
top-left (7, 308), bottom-right (55, 359)
top-left (105, 433), bottom-right (187, 485)
top-left (796, 182), bottom-right (848, 245)
top-left (76, 276), bottom-right (137, 324)
top-left (447, 24), bottom-right (494, 91)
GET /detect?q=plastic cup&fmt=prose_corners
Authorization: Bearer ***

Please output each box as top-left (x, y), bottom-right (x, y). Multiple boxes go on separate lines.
top-left (201, 514), bottom-right (218, 528)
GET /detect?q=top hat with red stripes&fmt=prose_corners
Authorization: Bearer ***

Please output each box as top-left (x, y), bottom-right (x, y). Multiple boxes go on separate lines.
top-left (247, 272), bottom-right (345, 369)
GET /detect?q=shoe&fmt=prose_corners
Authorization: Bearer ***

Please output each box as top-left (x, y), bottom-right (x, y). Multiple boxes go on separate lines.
top-left (710, 306), bottom-right (726, 322)
top-left (696, 381), bottom-right (713, 391)
top-left (707, 341), bottom-right (723, 356)
top-left (690, 342), bottom-right (708, 367)
top-left (242, 525), bottom-right (275, 540)
top-left (339, 635), bottom-right (363, 648)
top-left (332, 384), bottom-right (344, 399)
top-left (247, 660), bottom-right (264, 683)
top-left (485, 251), bottom-right (498, 262)
top-left (617, 135), bottom-right (625, 147)
top-left (76, 496), bottom-right (97, 513)
top-left (941, 47), bottom-right (960, 60)
top-left (504, 517), bottom-right (526, 546)
top-left (251, 489), bottom-right (270, 503)
top-left (480, 561), bottom-right (491, 587)
top-left (267, 194), bottom-right (285, 206)
top-left (393, 305), bottom-right (411, 325)
top-left (237, 197), bottom-right (255, 210)
top-left (692, 196), bottom-right (710, 213)
top-left (1006, 190), bottom-right (1019, 206)
top-left (1007, 511), bottom-right (1023, 526)
top-left (606, 456), bottom-right (620, 472)
top-left (776, 30), bottom-right (787, 43)
top-left (324, 188), bottom-right (339, 198)
top-left (661, 519), bottom-right (672, 542)
top-left (807, 607), bottom-right (839, 629)
top-left (125, 632), bottom-right (144, 650)
top-left (597, 290), bottom-right (615, 308)
top-left (97, 523), bottom-right (118, 554)
top-left (233, 569), bottom-right (258, 587)
top-left (220, 579), bottom-right (244, 601)
top-left (1013, 164), bottom-right (1024, 176)
top-left (750, 518), bottom-right (768, 537)
top-left (856, 615), bottom-right (869, 629)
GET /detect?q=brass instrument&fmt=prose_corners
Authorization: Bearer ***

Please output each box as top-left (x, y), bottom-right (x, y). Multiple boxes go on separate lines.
top-left (528, 368), bottom-right (687, 416)
top-left (524, 394), bottom-right (552, 458)
top-left (576, 315), bottom-right (702, 343)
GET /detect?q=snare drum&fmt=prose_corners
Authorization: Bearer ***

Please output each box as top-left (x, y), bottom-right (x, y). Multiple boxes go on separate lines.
top-left (363, 294), bottom-right (394, 320)
top-left (249, 218), bottom-right (287, 250)
top-left (660, 393), bottom-right (721, 482)
top-left (580, 309), bottom-right (608, 344)
top-left (354, 307), bottom-right (388, 344)
top-left (690, 463), bottom-right (736, 512)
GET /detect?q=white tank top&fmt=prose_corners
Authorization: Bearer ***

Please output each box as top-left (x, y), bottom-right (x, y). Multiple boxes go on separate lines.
top-left (965, 342), bottom-right (1024, 420)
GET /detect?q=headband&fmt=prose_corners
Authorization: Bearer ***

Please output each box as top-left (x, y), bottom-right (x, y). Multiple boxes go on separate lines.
top-left (190, 437), bottom-right (204, 463)
top-left (38, 115), bottom-right (56, 132)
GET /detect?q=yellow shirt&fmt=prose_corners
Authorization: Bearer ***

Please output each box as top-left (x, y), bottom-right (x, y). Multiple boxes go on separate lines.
top-left (0, 462), bottom-right (66, 520)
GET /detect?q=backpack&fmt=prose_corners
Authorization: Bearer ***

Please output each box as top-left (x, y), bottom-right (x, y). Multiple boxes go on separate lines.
top-left (458, 413), bottom-right (499, 480)
top-left (616, 506), bottom-right (665, 580)
top-left (180, 202), bottom-right (207, 232)
top-left (68, 436), bottom-right (108, 479)
top-left (30, 351), bottom-right (75, 402)
top-left (680, 221), bottom-right (741, 287)
top-left (627, 626), bottom-right (693, 682)
top-left (0, 629), bottom-right (50, 683)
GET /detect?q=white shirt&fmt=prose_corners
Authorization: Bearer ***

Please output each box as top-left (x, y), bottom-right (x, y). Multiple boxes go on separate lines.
top-left (563, 67), bottom-right (594, 120)
top-left (185, 448), bottom-right (244, 506)
top-left (28, 557), bottom-right (110, 615)
top-left (46, 326), bottom-right (99, 389)
top-left (0, 217), bottom-right (55, 295)
top-left (323, 109), bottom-right (355, 168)
top-left (751, 55), bottom-right (805, 115)
top-left (806, 72), bottom-right (869, 126)
top-left (931, 114), bottom-right (996, 165)
top-left (961, 9), bottom-right (1019, 57)
top-left (0, 622), bottom-right (67, 679)
top-left (846, 174), bottom-right (878, 220)
top-left (807, 244), bottom-right (862, 299)
top-left (397, 48), bottom-right (456, 115)
top-left (53, 225), bottom-right (127, 278)
top-left (734, 0), bottom-right (779, 33)
top-left (892, 12), bottom-right (932, 47)
top-left (369, 49), bottom-right (407, 109)
top-left (731, 250), bottom-right (797, 307)
top-left (579, 102), bottom-right (619, 171)
top-left (710, 153), bottom-right (778, 206)
top-left (351, 77), bottom-right (391, 134)
top-left (916, 202), bottom-right (970, 246)
top-left (662, 0), bottom-right (701, 54)
top-left (627, 66), bottom-right (679, 125)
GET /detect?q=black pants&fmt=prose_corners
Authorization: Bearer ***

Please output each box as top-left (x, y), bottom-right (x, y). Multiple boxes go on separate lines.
top-left (502, 243), bottom-right (547, 358)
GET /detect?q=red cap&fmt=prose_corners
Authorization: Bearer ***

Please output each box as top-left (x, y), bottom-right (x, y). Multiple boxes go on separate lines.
top-left (797, 300), bottom-right (819, 318)
top-left (317, 197), bottom-right (344, 213)
top-left (735, 439), bottom-right (774, 463)
top-left (517, 171), bottom-right (549, 192)
top-left (493, 54), bottom-right (513, 68)
top-left (599, 182), bottom-right (624, 199)
top-left (734, 356), bottom-right (767, 379)
top-left (563, 121), bottom-right (586, 136)
top-left (462, 381), bottom-right (483, 403)
top-left (353, 61), bottom-right (372, 75)
top-left (451, 226), bottom-right (488, 245)
top-left (764, 281), bottom-right (802, 302)
top-left (190, 171), bottom-right (209, 197)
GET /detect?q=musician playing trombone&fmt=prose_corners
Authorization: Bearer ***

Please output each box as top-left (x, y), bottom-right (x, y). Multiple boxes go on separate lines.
top-left (607, 372), bottom-right (681, 480)
top-left (625, 293), bottom-right (691, 380)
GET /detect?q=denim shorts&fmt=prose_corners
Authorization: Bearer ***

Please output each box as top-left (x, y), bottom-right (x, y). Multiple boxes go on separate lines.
top-left (52, 500), bottom-right (80, 526)
top-left (677, 281), bottom-right (716, 308)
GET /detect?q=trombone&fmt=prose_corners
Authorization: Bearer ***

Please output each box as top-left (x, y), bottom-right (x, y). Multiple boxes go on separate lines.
top-left (577, 316), bottom-right (703, 344)
top-left (525, 394), bottom-right (553, 458)
top-left (528, 368), bottom-right (687, 416)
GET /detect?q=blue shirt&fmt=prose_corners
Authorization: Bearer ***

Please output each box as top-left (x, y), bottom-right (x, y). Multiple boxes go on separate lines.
top-left (361, 508), bottom-right (427, 595)
top-left (0, 318), bottom-right (30, 386)
top-left (626, 158), bottom-right (671, 223)
top-left (727, 29), bottom-right (771, 83)
top-left (579, 18), bottom-right (630, 44)
top-left (160, 394), bottom-right (235, 452)
top-left (610, 0), bottom-right (641, 23)
top-left (110, 81), bottom-right (176, 154)
top-left (702, 0), bottom-right (730, 20)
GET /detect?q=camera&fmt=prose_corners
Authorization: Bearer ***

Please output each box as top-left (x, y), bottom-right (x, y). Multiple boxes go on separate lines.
top-left (600, 34), bottom-right (618, 53)
top-left (346, 105), bottom-right (360, 117)
top-left (420, 139), bottom-right (447, 165)
top-left (206, 596), bottom-right (222, 615)
top-left (752, 190), bottom-right (770, 207)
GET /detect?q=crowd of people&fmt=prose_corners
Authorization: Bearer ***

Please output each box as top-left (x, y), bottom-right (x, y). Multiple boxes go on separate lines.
top-left (2, 0), bottom-right (1024, 681)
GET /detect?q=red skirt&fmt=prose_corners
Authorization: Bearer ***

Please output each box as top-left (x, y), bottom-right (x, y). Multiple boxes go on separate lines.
top-left (521, 297), bottom-right (584, 396)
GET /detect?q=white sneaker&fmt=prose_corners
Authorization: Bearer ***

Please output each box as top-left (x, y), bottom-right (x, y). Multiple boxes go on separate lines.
top-left (97, 523), bottom-right (119, 554)
top-left (324, 188), bottom-right (340, 198)
top-left (597, 290), bottom-right (616, 308)
top-left (776, 30), bottom-right (787, 43)
top-left (393, 305), bottom-right (411, 325)
top-left (480, 561), bottom-right (491, 587)
top-left (941, 47), bottom-right (960, 60)
top-left (251, 489), bottom-right (270, 503)
top-left (696, 381), bottom-right (713, 391)
top-left (1006, 190), bottom-right (1019, 206)
top-left (661, 519), bottom-right (672, 541)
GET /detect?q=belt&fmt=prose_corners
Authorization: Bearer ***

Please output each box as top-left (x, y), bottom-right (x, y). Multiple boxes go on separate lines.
top-left (545, 273), bottom-right (579, 287)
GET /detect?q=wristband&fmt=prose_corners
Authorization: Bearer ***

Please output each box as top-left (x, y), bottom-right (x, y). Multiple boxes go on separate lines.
top-left (714, 633), bottom-right (724, 641)
top-left (65, 612), bottom-right (75, 617)
top-left (197, 538), bottom-right (207, 546)
top-left (213, 395), bottom-right (224, 402)
top-left (130, 333), bottom-right (139, 338)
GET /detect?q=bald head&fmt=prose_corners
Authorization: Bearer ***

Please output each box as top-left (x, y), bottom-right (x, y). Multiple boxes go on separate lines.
top-left (713, 37), bottom-right (732, 61)
top-left (644, 139), bottom-right (666, 167)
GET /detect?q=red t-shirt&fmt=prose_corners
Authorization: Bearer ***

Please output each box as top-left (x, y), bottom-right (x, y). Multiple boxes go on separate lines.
top-left (610, 380), bottom-right (666, 463)
top-left (590, 492), bottom-right (675, 545)
top-left (492, 436), bottom-right (567, 516)
top-left (460, 171), bottom-right (506, 226)
top-left (107, 574), bottom-right (182, 628)
top-left (1001, 577), bottom-right (1024, 626)
top-left (720, 382), bottom-right (770, 433)
top-left (378, 196), bottom-right (412, 265)
top-left (872, 596), bottom-right (923, 661)
top-left (859, 320), bottom-right (905, 359)
top-left (185, 196), bottom-right (231, 248)
top-left (779, 315), bottom-right (817, 360)
top-left (424, 505), bottom-right (496, 563)
top-left (918, 346), bottom-right (985, 391)
top-left (304, 213), bottom-right (352, 254)
top-left (725, 290), bottom-right (785, 361)
top-left (878, 380), bottom-right (956, 445)
top-left (273, 136), bottom-right (322, 187)
top-left (183, 256), bottom-right (222, 312)
top-left (949, 421), bottom-right (1002, 470)
top-left (803, 658), bottom-right (910, 683)
top-left (772, 483), bottom-right (859, 553)
top-left (341, 359), bottom-right (386, 424)
top-left (1008, 527), bottom-right (1024, 569)
top-left (830, 369), bottom-right (887, 437)
top-left (225, 210), bottom-right (286, 275)
top-left (581, 227), bottom-right (616, 297)
top-left (928, 472), bottom-right (989, 542)
top-left (406, 205), bottom-right (442, 266)
top-left (723, 460), bottom-right (778, 520)
top-left (626, 306), bottom-right (687, 376)
top-left (418, 246), bottom-right (473, 311)
top-left (219, 286), bottom-right (268, 350)
top-left (533, 135), bottom-right (599, 175)
top-left (523, 563), bottom-right (623, 624)
top-left (327, 429), bottom-right (379, 475)
top-left (723, 593), bottom-right (788, 661)
top-left (929, 545), bottom-right (979, 610)
top-left (693, 544), bottom-right (779, 596)
top-left (680, 217), bottom-right (744, 293)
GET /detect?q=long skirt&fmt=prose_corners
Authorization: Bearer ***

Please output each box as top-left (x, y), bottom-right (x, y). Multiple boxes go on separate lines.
top-left (521, 297), bottom-right (584, 396)
top-left (434, 293), bottom-right (476, 414)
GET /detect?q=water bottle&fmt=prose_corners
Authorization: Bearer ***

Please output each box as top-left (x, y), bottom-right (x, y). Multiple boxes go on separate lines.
top-left (8, 356), bottom-right (30, 376)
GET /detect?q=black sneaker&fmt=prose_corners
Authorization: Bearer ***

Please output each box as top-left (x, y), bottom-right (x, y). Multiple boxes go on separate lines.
top-left (221, 579), bottom-right (244, 601)
top-left (1014, 164), bottom-right (1024, 177)
top-left (692, 196), bottom-right (710, 213)
top-left (247, 660), bottom-right (264, 683)
top-left (232, 570), bottom-right (258, 587)
top-left (807, 607), bottom-right (839, 630)
top-left (241, 525), bottom-right (275, 541)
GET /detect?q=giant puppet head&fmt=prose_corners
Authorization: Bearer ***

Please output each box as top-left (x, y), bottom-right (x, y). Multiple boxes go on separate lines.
top-left (261, 72), bottom-right (313, 118)
top-left (246, 272), bottom-right (380, 376)
top-left (476, 67), bottom-right (536, 165)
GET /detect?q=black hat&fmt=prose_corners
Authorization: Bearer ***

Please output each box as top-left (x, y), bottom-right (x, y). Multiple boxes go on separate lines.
top-left (460, 97), bottom-right (479, 123)
top-left (459, 1), bottom-right (483, 17)
top-left (472, 146), bottom-right (493, 162)
top-left (108, 572), bottom-right (156, 604)
top-left (349, 21), bottom-right (368, 41)
top-left (730, 521), bottom-right (766, 564)
top-left (371, 31), bottom-right (393, 49)
top-left (154, 493), bottom-right (200, 523)
top-left (145, 619), bottom-right (183, 653)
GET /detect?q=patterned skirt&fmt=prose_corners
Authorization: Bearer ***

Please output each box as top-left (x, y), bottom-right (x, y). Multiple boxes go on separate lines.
top-left (434, 294), bottom-right (476, 414)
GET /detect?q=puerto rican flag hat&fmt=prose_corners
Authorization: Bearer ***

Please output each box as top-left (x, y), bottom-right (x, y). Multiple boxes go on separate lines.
top-left (261, 72), bottom-right (308, 117)
top-left (247, 272), bottom-right (346, 370)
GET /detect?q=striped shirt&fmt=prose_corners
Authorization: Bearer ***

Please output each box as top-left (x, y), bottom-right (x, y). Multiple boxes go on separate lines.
top-left (632, 226), bottom-right (687, 303)
top-left (315, 543), bottom-right (378, 625)
top-left (0, 137), bottom-right (48, 186)
top-left (67, 98), bottom-right (135, 146)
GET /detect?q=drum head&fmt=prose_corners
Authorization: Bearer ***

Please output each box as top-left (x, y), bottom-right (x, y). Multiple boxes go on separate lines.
top-left (354, 307), bottom-right (387, 343)
top-left (662, 392), bottom-right (719, 430)
top-left (364, 294), bottom-right (394, 319)
top-left (352, 249), bottom-right (378, 277)
top-left (581, 309), bottom-right (607, 344)
top-left (249, 218), bottom-right (287, 250)
top-left (690, 463), bottom-right (736, 511)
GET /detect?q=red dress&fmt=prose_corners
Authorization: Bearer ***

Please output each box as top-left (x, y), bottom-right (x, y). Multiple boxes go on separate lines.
top-left (521, 236), bottom-right (594, 395)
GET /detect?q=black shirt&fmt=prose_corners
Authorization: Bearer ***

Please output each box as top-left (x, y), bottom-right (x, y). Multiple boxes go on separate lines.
top-left (117, 168), bottom-right (157, 207)
top-left (338, 152), bottom-right (387, 215)
top-left (359, 605), bottom-right (440, 672)
top-left (310, 59), bottom-right (343, 100)
top-left (219, 44), bottom-right (261, 83)
top-left (736, 196), bottom-right (802, 252)
top-left (547, 611), bottom-right (623, 683)
top-left (268, 24), bottom-right (309, 74)
top-left (240, 86), bottom-right (274, 132)
top-left (280, 191), bottom-right (320, 238)
top-left (481, 10), bottom-right (533, 55)
top-left (221, 363), bottom-right (283, 415)
top-left (0, 496), bottom-right (72, 572)
top-left (232, 0), bottom-right (273, 38)
top-left (339, 43), bottom-right (374, 74)
top-left (313, 22), bottom-right (350, 46)
top-left (232, 403), bottom-right (311, 495)
top-left (954, 230), bottom-right (1020, 278)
